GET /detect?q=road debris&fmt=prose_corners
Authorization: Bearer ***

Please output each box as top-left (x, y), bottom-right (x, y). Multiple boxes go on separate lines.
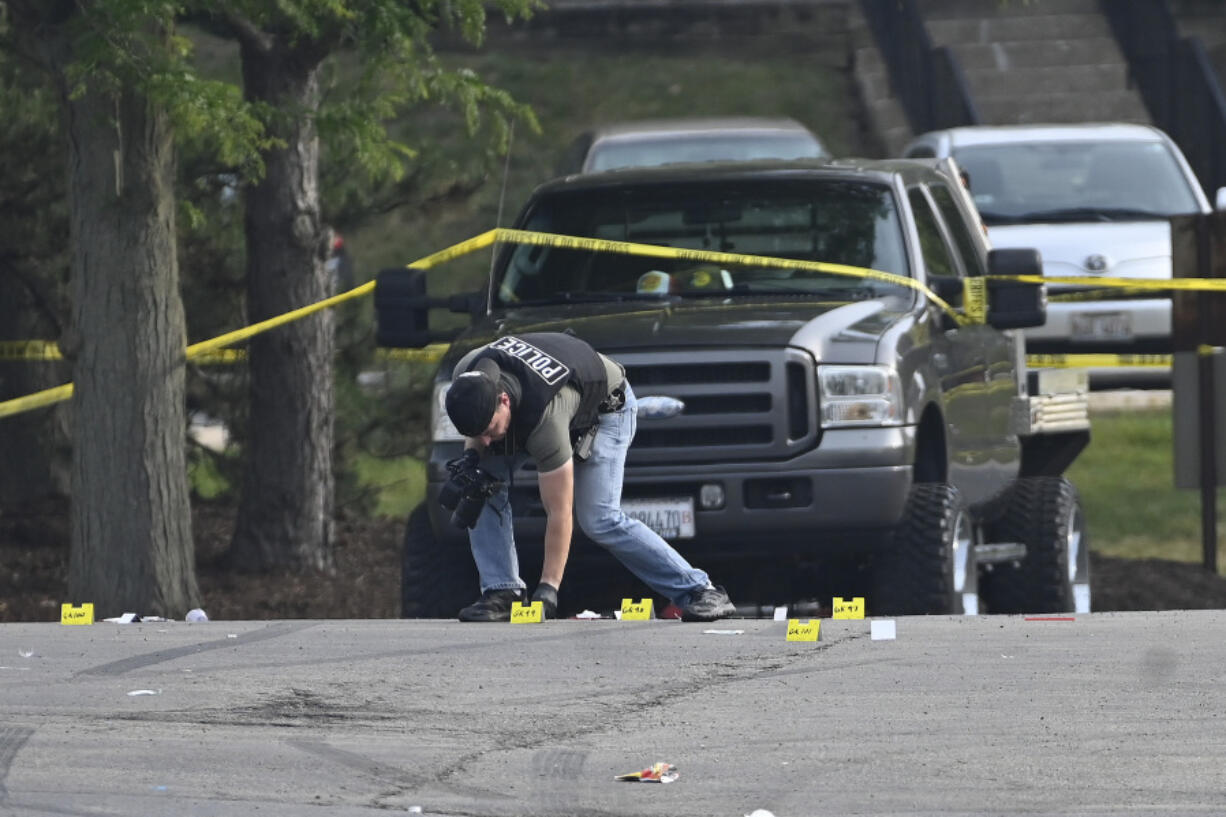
top-left (615, 761), bottom-right (678, 783)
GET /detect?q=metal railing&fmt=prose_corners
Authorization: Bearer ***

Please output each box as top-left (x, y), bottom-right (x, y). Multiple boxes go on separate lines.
top-left (860, 0), bottom-right (980, 134)
top-left (1103, 0), bottom-right (1226, 198)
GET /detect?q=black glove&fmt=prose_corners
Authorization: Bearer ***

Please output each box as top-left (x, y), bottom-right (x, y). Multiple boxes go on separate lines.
top-left (532, 583), bottom-right (559, 620)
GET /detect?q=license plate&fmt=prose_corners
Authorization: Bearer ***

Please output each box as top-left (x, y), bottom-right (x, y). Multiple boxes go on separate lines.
top-left (623, 497), bottom-right (695, 539)
top-left (1071, 311), bottom-right (1132, 341)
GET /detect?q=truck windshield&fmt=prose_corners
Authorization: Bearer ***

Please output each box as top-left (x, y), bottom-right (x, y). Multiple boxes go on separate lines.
top-left (955, 140), bottom-right (1202, 225)
top-left (495, 180), bottom-right (910, 306)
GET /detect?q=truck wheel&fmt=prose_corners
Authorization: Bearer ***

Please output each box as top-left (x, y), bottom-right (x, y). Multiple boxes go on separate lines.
top-left (874, 483), bottom-right (976, 615)
top-left (981, 476), bottom-right (1089, 614)
top-left (401, 504), bottom-right (479, 618)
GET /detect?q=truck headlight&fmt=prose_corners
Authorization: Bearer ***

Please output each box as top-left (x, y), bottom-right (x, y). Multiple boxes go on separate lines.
top-left (818, 365), bottom-right (903, 428)
top-left (432, 381), bottom-right (465, 442)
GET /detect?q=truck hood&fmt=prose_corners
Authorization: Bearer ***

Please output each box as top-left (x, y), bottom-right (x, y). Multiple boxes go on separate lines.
top-left (450, 297), bottom-right (909, 364)
top-left (987, 221), bottom-right (1171, 279)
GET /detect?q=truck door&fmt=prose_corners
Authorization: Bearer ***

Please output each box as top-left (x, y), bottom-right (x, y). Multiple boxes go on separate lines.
top-left (928, 181), bottom-right (1022, 496)
top-left (907, 187), bottom-right (1003, 507)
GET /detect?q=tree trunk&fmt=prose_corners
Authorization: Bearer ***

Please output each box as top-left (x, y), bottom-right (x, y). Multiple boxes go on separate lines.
top-left (59, 39), bottom-right (199, 616)
top-left (228, 39), bottom-right (335, 573)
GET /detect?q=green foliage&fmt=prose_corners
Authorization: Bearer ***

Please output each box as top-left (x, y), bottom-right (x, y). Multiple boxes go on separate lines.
top-left (343, 451), bottom-right (427, 518)
top-left (162, 77), bottom-right (278, 176)
top-left (50, 2), bottom-right (274, 177)
top-left (0, 38), bottom-right (70, 337)
top-left (188, 444), bottom-right (236, 500)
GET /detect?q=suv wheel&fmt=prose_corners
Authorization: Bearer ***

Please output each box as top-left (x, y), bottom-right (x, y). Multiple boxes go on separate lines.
top-left (980, 476), bottom-right (1090, 614)
top-left (874, 482), bottom-right (977, 615)
top-left (401, 504), bottom-right (478, 618)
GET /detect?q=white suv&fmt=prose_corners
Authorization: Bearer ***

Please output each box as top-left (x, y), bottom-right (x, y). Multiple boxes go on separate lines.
top-left (904, 123), bottom-right (1223, 387)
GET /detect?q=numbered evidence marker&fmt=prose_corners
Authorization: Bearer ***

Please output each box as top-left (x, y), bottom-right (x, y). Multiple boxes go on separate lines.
top-left (510, 601), bottom-right (544, 624)
top-left (60, 603), bottom-right (94, 625)
top-left (832, 596), bottom-right (865, 619)
top-left (620, 598), bottom-right (654, 621)
top-left (786, 618), bottom-right (820, 642)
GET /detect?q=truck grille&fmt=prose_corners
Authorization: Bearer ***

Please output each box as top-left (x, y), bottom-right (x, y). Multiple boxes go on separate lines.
top-left (619, 348), bottom-right (817, 464)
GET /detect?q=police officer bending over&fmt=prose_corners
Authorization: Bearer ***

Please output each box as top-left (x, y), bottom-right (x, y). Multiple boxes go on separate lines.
top-left (443, 331), bottom-right (736, 622)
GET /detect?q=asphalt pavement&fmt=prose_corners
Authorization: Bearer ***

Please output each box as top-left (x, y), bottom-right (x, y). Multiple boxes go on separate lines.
top-left (1, 610), bottom-right (1223, 817)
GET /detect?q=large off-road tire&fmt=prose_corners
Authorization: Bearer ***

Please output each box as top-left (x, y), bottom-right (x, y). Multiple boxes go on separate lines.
top-left (873, 483), bottom-right (977, 615)
top-left (980, 476), bottom-right (1090, 614)
top-left (401, 504), bottom-right (479, 618)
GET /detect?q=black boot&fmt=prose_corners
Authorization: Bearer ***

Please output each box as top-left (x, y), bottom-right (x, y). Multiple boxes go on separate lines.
top-left (458, 588), bottom-right (524, 622)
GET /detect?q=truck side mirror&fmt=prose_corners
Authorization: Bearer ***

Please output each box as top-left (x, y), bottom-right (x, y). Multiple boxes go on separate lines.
top-left (375, 267), bottom-right (430, 348)
top-left (986, 248), bottom-right (1046, 329)
top-left (375, 268), bottom-right (484, 347)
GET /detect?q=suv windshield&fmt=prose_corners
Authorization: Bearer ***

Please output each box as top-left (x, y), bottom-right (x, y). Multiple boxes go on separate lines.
top-left (955, 140), bottom-right (1201, 225)
top-left (495, 179), bottom-right (910, 306)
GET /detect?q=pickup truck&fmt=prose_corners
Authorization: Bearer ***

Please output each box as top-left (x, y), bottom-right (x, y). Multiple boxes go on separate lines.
top-left (375, 157), bottom-right (1092, 617)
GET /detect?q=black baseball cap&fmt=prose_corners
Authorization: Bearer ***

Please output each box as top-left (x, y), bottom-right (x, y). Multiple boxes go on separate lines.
top-left (445, 358), bottom-right (503, 437)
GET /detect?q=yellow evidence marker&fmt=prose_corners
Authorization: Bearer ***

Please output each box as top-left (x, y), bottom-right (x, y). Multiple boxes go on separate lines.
top-left (510, 601), bottom-right (544, 623)
top-left (832, 597), bottom-right (865, 619)
top-left (620, 598), bottom-right (654, 620)
top-left (60, 603), bottom-right (94, 625)
top-left (786, 619), bottom-right (820, 641)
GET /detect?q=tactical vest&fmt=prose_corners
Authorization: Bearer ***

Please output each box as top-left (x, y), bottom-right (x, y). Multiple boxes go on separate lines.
top-left (468, 332), bottom-right (609, 440)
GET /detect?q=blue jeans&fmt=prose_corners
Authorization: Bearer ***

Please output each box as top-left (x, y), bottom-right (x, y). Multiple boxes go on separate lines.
top-left (467, 383), bottom-right (712, 605)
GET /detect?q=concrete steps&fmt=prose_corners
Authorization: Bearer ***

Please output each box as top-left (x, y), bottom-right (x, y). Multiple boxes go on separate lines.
top-left (916, 0), bottom-right (1151, 127)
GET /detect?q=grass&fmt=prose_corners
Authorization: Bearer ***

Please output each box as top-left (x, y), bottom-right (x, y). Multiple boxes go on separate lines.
top-left (346, 452), bottom-right (427, 519)
top-left (1068, 404), bottom-right (1226, 570)
top-left (347, 47), bottom-right (862, 297)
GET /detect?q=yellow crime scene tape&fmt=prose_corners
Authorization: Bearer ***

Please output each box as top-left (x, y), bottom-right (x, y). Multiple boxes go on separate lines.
top-left (1025, 354), bottom-right (1172, 369)
top-left (1, 226), bottom-right (1221, 419)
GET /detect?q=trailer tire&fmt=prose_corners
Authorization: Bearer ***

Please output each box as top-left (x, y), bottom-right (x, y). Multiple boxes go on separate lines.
top-left (981, 476), bottom-right (1089, 614)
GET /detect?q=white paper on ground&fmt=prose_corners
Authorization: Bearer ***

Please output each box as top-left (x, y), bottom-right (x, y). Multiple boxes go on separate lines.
top-left (772, 606), bottom-right (788, 621)
top-left (870, 619), bottom-right (897, 640)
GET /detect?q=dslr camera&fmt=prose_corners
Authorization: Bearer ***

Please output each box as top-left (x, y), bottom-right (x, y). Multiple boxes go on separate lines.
top-left (438, 449), bottom-right (501, 529)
